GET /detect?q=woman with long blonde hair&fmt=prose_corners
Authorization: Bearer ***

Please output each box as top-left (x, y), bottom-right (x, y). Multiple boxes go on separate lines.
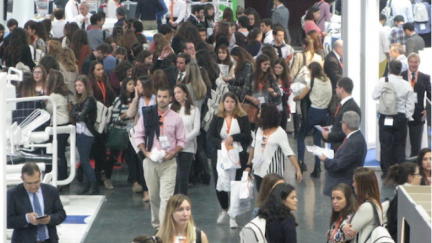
top-left (156, 194), bottom-right (209, 243)
top-left (57, 47), bottom-right (79, 93)
top-left (184, 62), bottom-right (207, 111)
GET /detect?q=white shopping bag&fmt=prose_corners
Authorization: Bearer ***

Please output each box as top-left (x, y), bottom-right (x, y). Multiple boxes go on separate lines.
top-left (239, 171), bottom-right (254, 199)
top-left (228, 178), bottom-right (253, 218)
top-left (221, 142), bottom-right (242, 170)
top-left (216, 150), bottom-right (237, 192)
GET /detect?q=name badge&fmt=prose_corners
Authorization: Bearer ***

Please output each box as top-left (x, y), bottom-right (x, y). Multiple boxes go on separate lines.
top-left (384, 117), bottom-right (394, 126)
top-left (159, 136), bottom-right (171, 150)
top-left (257, 96), bottom-right (265, 104)
top-left (252, 153), bottom-right (263, 167)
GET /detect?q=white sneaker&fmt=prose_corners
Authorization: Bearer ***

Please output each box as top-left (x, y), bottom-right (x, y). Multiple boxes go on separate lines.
top-left (217, 211), bottom-right (228, 224)
top-left (229, 218), bottom-right (238, 229)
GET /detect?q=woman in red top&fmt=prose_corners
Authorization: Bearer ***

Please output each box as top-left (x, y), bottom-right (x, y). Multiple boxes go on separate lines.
top-left (71, 30), bottom-right (92, 74)
top-left (304, 6), bottom-right (328, 38)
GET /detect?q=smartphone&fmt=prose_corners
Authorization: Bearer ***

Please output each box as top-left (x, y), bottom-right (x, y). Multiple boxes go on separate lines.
top-left (36, 214), bottom-right (48, 219)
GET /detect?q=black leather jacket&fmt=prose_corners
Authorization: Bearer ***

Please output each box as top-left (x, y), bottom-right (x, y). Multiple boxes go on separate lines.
top-left (71, 97), bottom-right (97, 136)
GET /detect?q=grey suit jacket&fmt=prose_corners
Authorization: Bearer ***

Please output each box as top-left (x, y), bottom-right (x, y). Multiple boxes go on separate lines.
top-left (271, 5), bottom-right (291, 41)
top-left (406, 33), bottom-right (425, 55)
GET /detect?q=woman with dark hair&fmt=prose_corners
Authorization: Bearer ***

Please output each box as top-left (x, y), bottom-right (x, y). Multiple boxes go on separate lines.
top-left (342, 168), bottom-right (383, 242)
top-left (260, 44), bottom-right (278, 66)
top-left (109, 60), bottom-right (133, 96)
top-left (110, 77), bottom-right (145, 195)
top-left (291, 37), bottom-right (323, 77)
top-left (39, 55), bottom-right (60, 73)
top-left (246, 103), bottom-right (301, 190)
top-left (244, 7), bottom-right (261, 30)
top-left (384, 162), bottom-right (422, 241)
top-left (41, 19), bottom-right (53, 39)
top-left (170, 84), bottom-right (201, 195)
top-left (27, 21), bottom-right (48, 53)
top-left (12, 72), bottom-right (45, 125)
top-left (226, 46), bottom-right (254, 102)
top-left (104, 36), bottom-right (118, 55)
top-left (307, 30), bottom-right (325, 59)
top-left (304, 6), bottom-right (327, 37)
top-left (151, 70), bottom-right (169, 92)
top-left (88, 60), bottom-right (115, 187)
top-left (195, 49), bottom-right (220, 87)
top-left (130, 42), bottom-right (144, 61)
top-left (417, 148), bottom-right (431, 185)
top-left (45, 69), bottom-right (71, 185)
top-left (204, 3), bottom-right (216, 29)
top-left (208, 92), bottom-right (252, 228)
top-left (3, 27), bottom-right (35, 69)
top-left (253, 173), bottom-right (285, 218)
top-left (258, 183), bottom-right (298, 243)
top-left (33, 65), bottom-right (48, 95)
top-left (122, 29), bottom-right (139, 62)
top-left (216, 44), bottom-right (235, 80)
top-left (248, 54), bottom-right (281, 108)
top-left (70, 29), bottom-right (92, 74)
top-left (115, 47), bottom-right (128, 61)
top-left (326, 183), bottom-right (358, 243)
top-left (62, 22), bottom-right (79, 48)
top-left (112, 26), bottom-right (124, 47)
top-left (214, 21), bottom-right (232, 52)
top-left (58, 47), bottom-right (79, 93)
top-left (170, 21), bottom-right (193, 54)
top-left (71, 75), bottom-right (99, 195)
top-left (245, 27), bottom-right (262, 57)
top-left (274, 58), bottom-right (292, 132)
top-left (222, 7), bottom-right (234, 22)
top-left (135, 50), bottom-right (153, 65)
top-left (131, 20), bottom-right (148, 45)
top-left (294, 62), bottom-right (332, 177)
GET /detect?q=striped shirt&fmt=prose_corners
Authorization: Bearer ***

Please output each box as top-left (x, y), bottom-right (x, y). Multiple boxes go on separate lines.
top-left (111, 97), bottom-right (134, 129)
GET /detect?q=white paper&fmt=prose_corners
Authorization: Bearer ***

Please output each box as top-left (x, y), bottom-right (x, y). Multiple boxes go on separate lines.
top-left (384, 117), bottom-right (394, 126)
top-left (149, 147), bottom-right (166, 163)
top-left (420, 24), bottom-right (426, 30)
top-left (314, 125), bottom-right (325, 132)
top-left (306, 145), bottom-right (334, 159)
top-left (218, 64), bottom-right (230, 78)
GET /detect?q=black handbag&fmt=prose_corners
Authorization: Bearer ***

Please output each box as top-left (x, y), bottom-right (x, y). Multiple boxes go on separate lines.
top-left (106, 126), bottom-right (129, 151)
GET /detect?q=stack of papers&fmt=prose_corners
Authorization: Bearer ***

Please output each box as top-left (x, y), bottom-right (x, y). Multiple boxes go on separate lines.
top-left (306, 145), bottom-right (334, 159)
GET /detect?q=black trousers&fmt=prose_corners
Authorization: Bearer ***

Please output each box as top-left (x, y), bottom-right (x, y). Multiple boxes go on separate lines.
top-left (211, 149), bottom-right (248, 210)
top-left (56, 133), bottom-right (70, 180)
top-left (408, 123), bottom-right (424, 157)
top-left (91, 132), bottom-right (107, 181)
top-left (379, 113), bottom-right (407, 173)
top-left (175, 152), bottom-right (194, 195)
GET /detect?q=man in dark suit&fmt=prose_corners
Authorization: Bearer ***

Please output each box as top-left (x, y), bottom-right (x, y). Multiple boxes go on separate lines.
top-left (324, 39), bottom-right (343, 124)
top-left (403, 22), bottom-right (425, 55)
top-left (163, 52), bottom-right (191, 89)
top-left (187, 4), bottom-right (204, 25)
top-left (7, 162), bottom-right (66, 243)
top-left (322, 77), bottom-right (361, 151)
top-left (135, 0), bottom-right (164, 30)
top-left (319, 111), bottom-right (367, 197)
top-left (114, 7), bottom-right (127, 29)
top-left (401, 53), bottom-right (431, 157)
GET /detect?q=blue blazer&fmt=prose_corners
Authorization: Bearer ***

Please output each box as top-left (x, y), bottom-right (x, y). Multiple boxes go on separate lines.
top-left (7, 183), bottom-right (67, 243)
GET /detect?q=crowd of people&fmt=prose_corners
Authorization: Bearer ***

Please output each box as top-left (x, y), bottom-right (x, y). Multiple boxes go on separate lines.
top-left (2, 0), bottom-right (431, 242)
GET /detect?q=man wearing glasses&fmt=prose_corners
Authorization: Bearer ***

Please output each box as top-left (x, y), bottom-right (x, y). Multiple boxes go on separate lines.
top-left (7, 162), bottom-right (66, 243)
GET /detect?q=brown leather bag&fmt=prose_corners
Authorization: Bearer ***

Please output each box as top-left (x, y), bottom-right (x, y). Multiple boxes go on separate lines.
top-left (241, 98), bottom-right (258, 124)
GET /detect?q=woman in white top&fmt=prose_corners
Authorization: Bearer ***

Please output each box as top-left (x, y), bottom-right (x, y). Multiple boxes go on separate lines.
top-left (291, 37), bottom-right (323, 78)
top-left (45, 69), bottom-right (71, 184)
top-left (170, 84), bottom-right (201, 195)
top-left (342, 168), bottom-right (383, 243)
top-left (293, 62), bottom-right (332, 178)
top-left (246, 103), bottom-right (302, 191)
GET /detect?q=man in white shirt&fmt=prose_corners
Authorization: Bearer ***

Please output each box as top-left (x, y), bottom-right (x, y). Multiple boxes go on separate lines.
top-left (389, 43), bottom-right (408, 72)
top-left (391, 0), bottom-right (414, 23)
top-left (260, 18), bottom-right (274, 44)
top-left (65, 0), bottom-right (79, 22)
top-left (271, 26), bottom-right (293, 61)
top-left (51, 8), bottom-right (68, 38)
top-left (73, 2), bottom-right (92, 30)
top-left (372, 60), bottom-right (415, 178)
top-left (165, 0), bottom-right (186, 28)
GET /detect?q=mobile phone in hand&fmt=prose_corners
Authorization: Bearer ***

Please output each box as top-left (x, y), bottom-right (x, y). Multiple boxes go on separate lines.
top-left (36, 214), bottom-right (48, 219)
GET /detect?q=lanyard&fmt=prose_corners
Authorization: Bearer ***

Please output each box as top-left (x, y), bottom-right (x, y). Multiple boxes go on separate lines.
top-left (259, 83), bottom-right (263, 92)
top-left (331, 217), bottom-right (343, 243)
top-left (96, 80), bottom-right (106, 103)
top-left (159, 110), bottom-right (167, 135)
top-left (143, 97), bottom-right (151, 106)
top-left (173, 236), bottom-right (187, 243)
top-left (261, 128), bottom-right (274, 152)
top-left (408, 71), bottom-right (418, 87)
top-left (225, 116), bottom-right (233, 134)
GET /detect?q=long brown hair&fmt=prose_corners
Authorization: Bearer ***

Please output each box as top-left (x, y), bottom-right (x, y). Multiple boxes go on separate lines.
top-left (45, 69), bottom-right (69, 96)
top-left (216, 92), bottom-right (246, 118)
top-left (184, 62), bottom-right (207, 100)
top-left (74, 75), bottom-right (93, 104)
top-left (329, 183), bottom-right (358, 227)
top-left (151, 70), bottom-right (169, 92)
top-left (48, 40), bottom-right (62, 59)
top-left (275, 58), bottom-right (291, 89)
top-left (230, 46), bottom-right (255, 74)
top-left (58, 47), bottom-right (78, 72)
top-left (171, 83), bottom-right (194, 115)
top-left (156, 194), bottom-right (197, 243)
top-left (253, 54), bottom-right (275, 92)
top-left (308, 62), bottom-right (328, 81)
top-left (354, 167), bottom-right (382, 210)
top-left (18, 72), bottom-right (38, 98)
top-left (256, 174), bottom-right (284, 207)
top-left (88, 61), bottom-right (112, 91)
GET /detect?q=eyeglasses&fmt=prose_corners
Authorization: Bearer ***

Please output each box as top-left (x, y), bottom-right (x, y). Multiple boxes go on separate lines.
top-left (24, 181), bottom-right (41, 186)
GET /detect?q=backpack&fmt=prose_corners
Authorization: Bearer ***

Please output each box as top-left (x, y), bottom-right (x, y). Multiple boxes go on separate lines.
top-left (94, 101), bottom-right (110, 134)
top-left (413, 3), bottom-right (429, 23)
top-left (361, 201), bottom-right (395, 243)
top-left (381, 0), bottom-right (394, 27)
top-left (239, 217), bottom-right (269, 243)
top-left (378, 77), bottom-right (398, 116)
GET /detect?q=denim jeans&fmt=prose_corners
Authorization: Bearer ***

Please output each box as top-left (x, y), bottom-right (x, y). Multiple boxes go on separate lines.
top-left (77, 133), bottom-right (96, 182)
top-left (297, 107), bottom-right (329, 166)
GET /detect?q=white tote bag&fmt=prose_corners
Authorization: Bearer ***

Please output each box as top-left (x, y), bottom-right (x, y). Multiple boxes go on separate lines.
top-left (216, 150), bottom-right (236, 192)
top-left (228, 172), bottom-right (254, 218)
top-left (221, 142), bottom-right (242, 170)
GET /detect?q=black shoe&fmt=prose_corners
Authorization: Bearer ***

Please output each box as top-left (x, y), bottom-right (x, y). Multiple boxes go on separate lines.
top-left (76, 165), bottom-right (84, 183)
top-left (77, 182), bottom-right (90, 195)
top-left (89, 182), bottom-right (100, 195)
top-left (298, 160), bottom-right (307, 173)
top-left (310, 165), bottom-right (321, 178)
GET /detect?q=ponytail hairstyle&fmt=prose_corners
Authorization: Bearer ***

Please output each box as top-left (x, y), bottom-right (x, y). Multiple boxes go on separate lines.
top-left (385, 162), bottom-right (419, 186)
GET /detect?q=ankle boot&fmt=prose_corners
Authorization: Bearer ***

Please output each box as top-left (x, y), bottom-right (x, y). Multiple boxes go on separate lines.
top-left (310, 164), bottom-right (321, 178)
top-left (77, 182), bottom-right (90, 195)
top-left (298, 160), bottom-right (308, 173)
top-left (89, 182), bottom-right (100, 195)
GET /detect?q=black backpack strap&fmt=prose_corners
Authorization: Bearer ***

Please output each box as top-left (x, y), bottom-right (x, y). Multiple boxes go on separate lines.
top-left (195, 228), bottom-right (202, 243)
top-left (103, 30), bottom-right (106, 40)
top-left (385, 76), bottom-right (389, 82)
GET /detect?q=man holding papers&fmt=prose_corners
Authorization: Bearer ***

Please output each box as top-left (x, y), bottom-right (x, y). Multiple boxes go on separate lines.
top-left (321, 77), bottom-right (361, 151)
top-left (319, 111), bottom-right (366, 197)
